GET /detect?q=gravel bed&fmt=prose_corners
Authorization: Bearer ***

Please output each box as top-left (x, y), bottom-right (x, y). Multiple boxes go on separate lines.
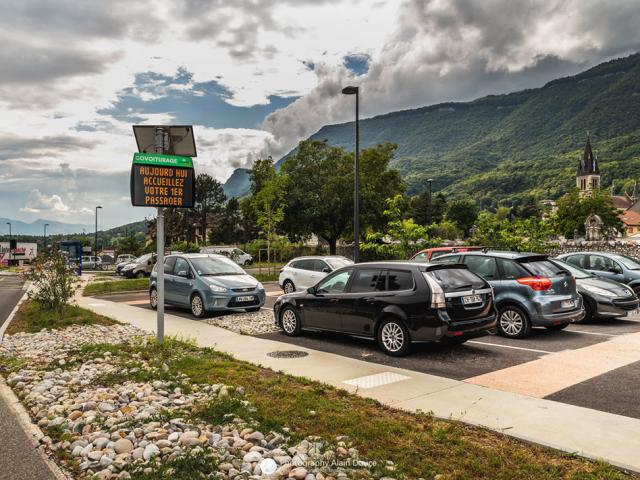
top-left (0, 325), bottom-right (396, 480)
top-left (204, 310), bottom-right (280, 335)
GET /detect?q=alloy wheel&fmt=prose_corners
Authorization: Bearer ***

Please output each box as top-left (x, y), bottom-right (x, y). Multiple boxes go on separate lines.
top-left (281, 309), bottom-right (297, 333)
top-left (150, 289), bottom-right (158, 308)
top-left (191, 295), bottom-right (204, 317)
top-left (381, 322), bottom-right (405, 352)
top-left (284, 281), bottom-right (295, 294)
top-left (500, 310), bottom-right (523, 336)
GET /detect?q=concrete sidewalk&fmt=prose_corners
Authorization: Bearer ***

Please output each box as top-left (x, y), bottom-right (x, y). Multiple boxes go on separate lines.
top-left (78, 294), bottom-right (640, 473)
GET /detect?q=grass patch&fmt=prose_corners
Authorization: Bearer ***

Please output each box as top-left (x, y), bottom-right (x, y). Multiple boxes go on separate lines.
top-left (84, 339), bottom-right (635, 479)
top-left (83, 277), bottom-right (149, 296)
top-left (127, 450), bottom-right (222, 480)
top-left (6, 300), bottom-right (118, 335)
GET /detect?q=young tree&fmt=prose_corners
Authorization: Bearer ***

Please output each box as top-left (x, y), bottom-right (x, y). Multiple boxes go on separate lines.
top-left (553, 189), bottom-right (624, 238)
top-left (446, 199), bottom-right (478, 236)
top-left (252, 176), bottom-right (286, 265)
top-left (119, 232), bottom-right (142, 255)
top-left (25, 250), bottom-right (78, 320)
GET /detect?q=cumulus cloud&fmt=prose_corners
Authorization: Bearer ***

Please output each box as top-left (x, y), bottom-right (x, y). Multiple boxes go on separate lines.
top-left (261, 0), bottom-right (640, 158)
top-left (20, 189), bottom-right (71, 213)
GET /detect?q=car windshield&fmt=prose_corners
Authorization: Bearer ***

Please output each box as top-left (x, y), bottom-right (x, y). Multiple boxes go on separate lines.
top-left (553, 260), bottom-right (593, 279)
top-left (325, 258), bottom-right (354, 269)
top-left (134, 254), bottom-right (151, 263)
top-left (609, 254), bottom-right (640, 270)
top-left (190, 256), bottom-right (245, 276)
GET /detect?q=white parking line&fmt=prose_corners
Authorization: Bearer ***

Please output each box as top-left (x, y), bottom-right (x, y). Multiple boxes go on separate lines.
top-left (569, 330), bottom-right (618, 337)
top-left (467, 340), bottom-right (553, 355)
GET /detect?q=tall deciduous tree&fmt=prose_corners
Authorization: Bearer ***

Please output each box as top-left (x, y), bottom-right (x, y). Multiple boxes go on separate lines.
top-left (195, 173), bottom-right (226, 244)
top-left (281, 140), bottom-right (404, 254)
top-left (446, 199), bottom-right (479, 236)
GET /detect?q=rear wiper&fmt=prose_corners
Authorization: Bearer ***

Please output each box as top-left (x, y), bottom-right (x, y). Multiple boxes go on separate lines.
top-left (556, 269), bottom-right (571, 276)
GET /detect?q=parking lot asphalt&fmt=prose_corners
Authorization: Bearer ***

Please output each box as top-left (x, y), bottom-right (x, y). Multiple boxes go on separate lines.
top-left (95, 288), bottom-right (640, 420)
top-left (0, 274), bottom-right (26, 329)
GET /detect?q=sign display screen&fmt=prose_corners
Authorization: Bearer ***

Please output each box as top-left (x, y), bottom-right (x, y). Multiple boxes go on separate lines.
top-left (130, 153), bottom-right (195, 208)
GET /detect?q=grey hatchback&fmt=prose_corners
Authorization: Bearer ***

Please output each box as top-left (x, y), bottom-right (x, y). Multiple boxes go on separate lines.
top-left (433, 251), bottom-right (584, 338)
top-left (556, 251), bottom-right (640, 296)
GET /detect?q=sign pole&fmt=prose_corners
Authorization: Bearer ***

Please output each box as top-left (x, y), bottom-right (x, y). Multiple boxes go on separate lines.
top-left (155, 127), bottom-right (165, 343)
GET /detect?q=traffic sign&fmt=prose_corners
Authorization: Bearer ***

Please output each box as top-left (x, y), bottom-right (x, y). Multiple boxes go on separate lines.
top-left (130, 153), bottom-right (195, 208)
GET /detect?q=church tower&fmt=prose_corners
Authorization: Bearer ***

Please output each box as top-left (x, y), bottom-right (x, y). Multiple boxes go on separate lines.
top-left (576, 134), bottom-right (600, 196)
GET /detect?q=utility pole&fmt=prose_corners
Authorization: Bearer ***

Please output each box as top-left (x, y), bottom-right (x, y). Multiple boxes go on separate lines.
top-left (341, 86), bottom-right (360, 262)
top-left (95, 206), bottom-right (102, 264)
top-left (6, 222), bottom-right (11, 265)
top-left (44, 223), bottom-right (49, 250)
top-left (155, 127), bottom-right (165, 343)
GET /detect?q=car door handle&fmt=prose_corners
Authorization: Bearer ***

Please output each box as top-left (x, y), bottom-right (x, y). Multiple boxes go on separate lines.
top-left (363, 297), bottom-right (377, 303)
top-left (329, 298), bottom-right (340, 303)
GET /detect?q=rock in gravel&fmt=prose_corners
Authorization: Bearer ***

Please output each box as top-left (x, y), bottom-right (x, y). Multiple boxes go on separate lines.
top-left (143, 444), bottom-right (160, 461)
top-left (290, 467), bottom-right (308, 479)
top-left (114, 438), bottom-right (134, 454)
top-left (243, 451), bottom-right (262, 463)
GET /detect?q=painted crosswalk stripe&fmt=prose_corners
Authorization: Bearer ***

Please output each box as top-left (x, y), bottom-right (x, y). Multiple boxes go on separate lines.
top-left (343, 371), bottom-right (411, 389)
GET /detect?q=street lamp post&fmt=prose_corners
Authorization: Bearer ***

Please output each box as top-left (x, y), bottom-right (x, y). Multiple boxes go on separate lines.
top-left (95, 206), bottom-right (102, 263)
top-left (44, 223), bottom-right (49, 250)
top-left (342, 85), bottom-right (360, 263)
top-left (6, 222), bottom-right (11, 265)
top-left (427, 178), bottom-right (433, 223)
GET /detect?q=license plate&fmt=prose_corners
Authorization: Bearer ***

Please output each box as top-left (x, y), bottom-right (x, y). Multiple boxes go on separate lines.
top-left (561, 300), bottom-right (574, 308)
top-left (462, 294), bottom-right (482, 305)
top-left (236, 295), bottom-right (254, 303)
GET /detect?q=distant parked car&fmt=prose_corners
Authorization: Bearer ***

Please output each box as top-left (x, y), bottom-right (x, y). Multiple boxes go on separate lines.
top-left (279, 256), bottom-right (354, 293)
top-left (121, 253), bottom-right (156, 278)
top-left (552, 259), bottom-right (638, 322)
top-left (116, 254), bottom-right (135, 264)
top-left (273, 261), bottom-right (496, 356)
top-left (200, 246), bottom-right (253, 266)
top-left (410, 246), bottom-right (485, 262)
top-left (556, 251), bottom-right (640, 296)
top-left (150, 254), bottom-right (265, 317)
top-left (433, 251), bottom-right (584, 338)
top-left (99, 254), bottom-right (115, 266)
top-left (81, 256), bottom-right (103, 270)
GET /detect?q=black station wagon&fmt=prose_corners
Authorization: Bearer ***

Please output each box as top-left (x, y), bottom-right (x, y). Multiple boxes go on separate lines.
top-left (273, 261), bottom-right (497, 356)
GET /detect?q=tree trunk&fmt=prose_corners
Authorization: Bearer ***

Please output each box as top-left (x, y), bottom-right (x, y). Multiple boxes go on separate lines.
top-left (328, 237), bottom-right (337, 255)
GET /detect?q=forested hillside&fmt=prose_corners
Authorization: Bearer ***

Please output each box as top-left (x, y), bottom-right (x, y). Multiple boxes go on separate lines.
top-left (224, 53), bottom-right (640, 206)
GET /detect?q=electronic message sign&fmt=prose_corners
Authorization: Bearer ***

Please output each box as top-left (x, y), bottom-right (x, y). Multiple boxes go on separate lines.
top-left (130, 153), bottom-right (195, 208)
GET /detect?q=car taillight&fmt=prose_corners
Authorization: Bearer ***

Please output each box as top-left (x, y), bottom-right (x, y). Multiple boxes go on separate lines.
top-left (516, 276), bottom-right (552, 291)
top-left (424, 272), bottom-right (446, 308)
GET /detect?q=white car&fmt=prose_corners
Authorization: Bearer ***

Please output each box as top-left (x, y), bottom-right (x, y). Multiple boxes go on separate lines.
top-left (279, 256), bottom-right (354, 293)
top-left (200, 246), bottom-right (253, 266)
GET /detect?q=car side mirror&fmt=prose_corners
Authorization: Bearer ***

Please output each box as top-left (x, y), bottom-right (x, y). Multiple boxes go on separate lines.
top-left (177, 270), bottom-right (188, 278)
top-left (307, 286), bottom-right (317, 295)
top-left (322, 267), bottom-right (331, 273)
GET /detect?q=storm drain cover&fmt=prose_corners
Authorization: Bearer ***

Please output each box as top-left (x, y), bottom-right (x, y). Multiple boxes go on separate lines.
top-left (267, 350), bottom-right (309, 359)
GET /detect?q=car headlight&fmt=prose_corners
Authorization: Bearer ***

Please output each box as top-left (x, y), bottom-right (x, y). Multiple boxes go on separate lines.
top-left (209, 284), bottom-right (227, 293)
top-left (257, 282), bottom-right (264, 290)
top-left (582, 284), bottom-right (618, 297)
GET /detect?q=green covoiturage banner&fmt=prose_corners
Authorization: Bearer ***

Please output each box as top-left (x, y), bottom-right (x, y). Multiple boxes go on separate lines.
top-left (132, 152), bottom-right (194, 168)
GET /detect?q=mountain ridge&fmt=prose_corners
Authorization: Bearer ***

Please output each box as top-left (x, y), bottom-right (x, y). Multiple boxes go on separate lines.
top-left (223, 52), bottom-right (640, 205)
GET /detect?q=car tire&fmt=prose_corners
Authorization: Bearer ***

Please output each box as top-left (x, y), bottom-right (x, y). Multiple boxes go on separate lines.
top-left (546, 323), bottom-right (569, 331)
top-left (283, 280), bottom-right (296, 294)
top-left (149, 288), bottom-right (158, 310)
top-left (579, 298), bottom-right (594, 323)
top-left (245, 307), bottom-right (261, 312)
top-left (280, 306), bottom-right (301, 336)
top-left (497, 305), bottom-right (531, 339)
top-left (377, 318), bottom-right (412, 356)
top-left (136, 271), bottom-right (146, 279)
top-left (190, 293), bottom-right (207, 319)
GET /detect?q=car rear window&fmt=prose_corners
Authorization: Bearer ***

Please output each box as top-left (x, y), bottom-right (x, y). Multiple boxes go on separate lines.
top-left (519, 258), bottom-right (567, 277)
top-left (426, 267), bottom-right (486, 292)
top-left (387, 270), bottom-right (414, 291)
